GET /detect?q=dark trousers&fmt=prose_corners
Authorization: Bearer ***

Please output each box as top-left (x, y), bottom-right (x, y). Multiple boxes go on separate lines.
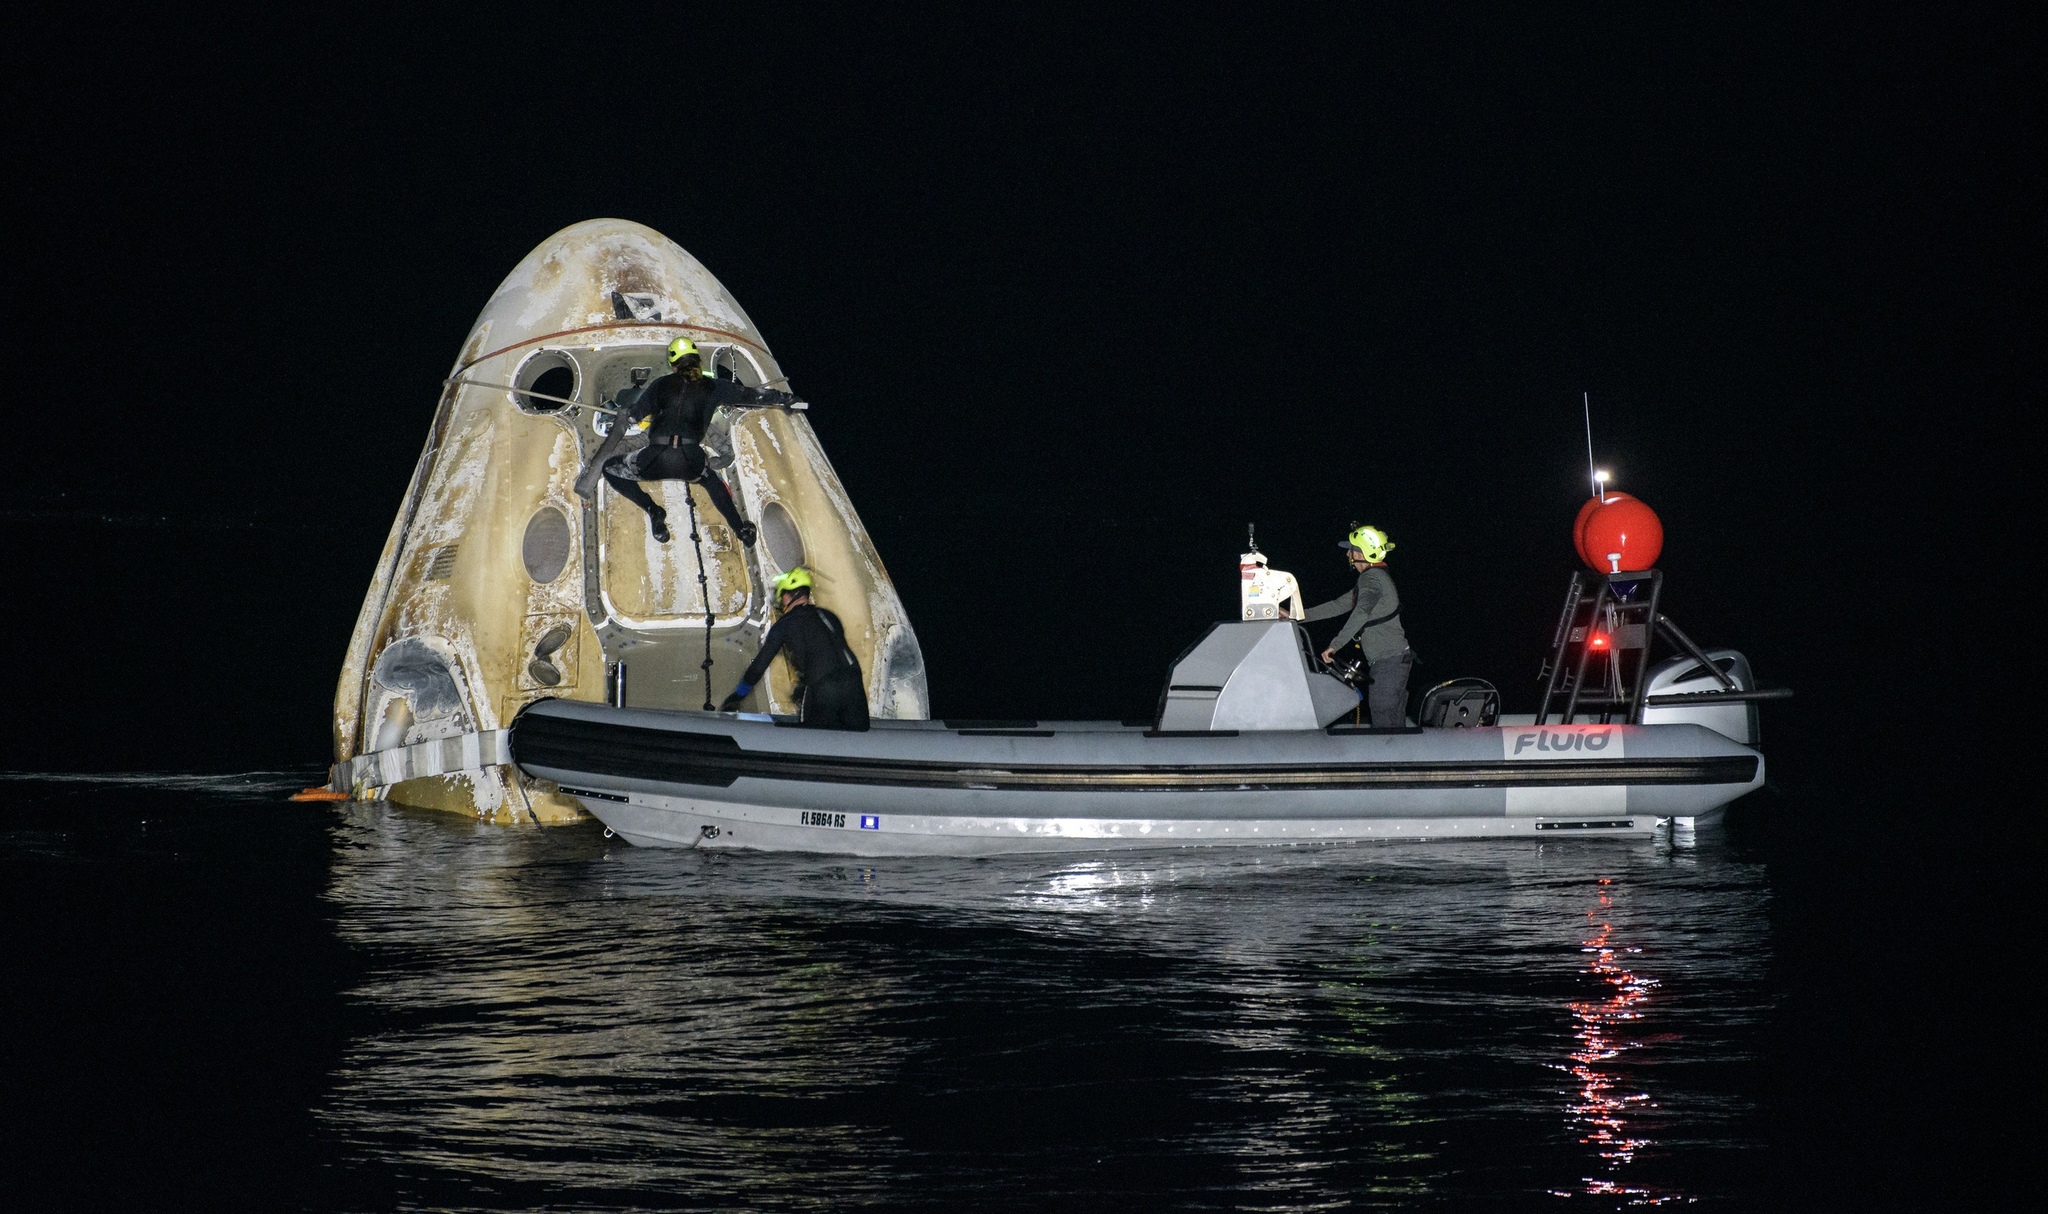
top-left (1367, 650), bottom-right (1413, 728)
top-left (798, 671), bottom-right (870, 731)
top-left (603, 444), bottom-right (747, 534)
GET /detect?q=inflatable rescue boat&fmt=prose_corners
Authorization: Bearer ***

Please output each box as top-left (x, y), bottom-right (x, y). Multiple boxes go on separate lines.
top-left (511, 542), bottom-right (1778, 855)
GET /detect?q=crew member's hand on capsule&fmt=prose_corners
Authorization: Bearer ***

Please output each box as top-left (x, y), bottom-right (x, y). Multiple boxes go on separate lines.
top-left (1320, 648), bottom-right (1336, 664)
top-left (719, 693), bottom-right (745, 713)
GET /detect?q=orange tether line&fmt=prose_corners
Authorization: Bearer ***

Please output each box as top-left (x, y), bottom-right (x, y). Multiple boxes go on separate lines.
top-left (454, 320), bottom-right (775, 376)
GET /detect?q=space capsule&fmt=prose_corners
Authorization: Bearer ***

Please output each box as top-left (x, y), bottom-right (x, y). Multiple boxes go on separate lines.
top-left (330, 219), bottom-right (928, 822)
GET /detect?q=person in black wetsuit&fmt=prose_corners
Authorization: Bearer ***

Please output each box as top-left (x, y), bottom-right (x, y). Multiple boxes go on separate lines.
top-left (719, 568), bottom-right (869, 730)
top-left (580, 336), bottom-right (796, 544)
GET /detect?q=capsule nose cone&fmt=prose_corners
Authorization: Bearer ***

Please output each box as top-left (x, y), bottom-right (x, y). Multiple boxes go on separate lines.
top-left (457, 219), bottom-right (770, 371)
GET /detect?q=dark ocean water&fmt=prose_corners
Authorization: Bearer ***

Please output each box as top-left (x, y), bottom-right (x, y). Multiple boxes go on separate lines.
top-left (0, 771), bottom-right (1987, 1211)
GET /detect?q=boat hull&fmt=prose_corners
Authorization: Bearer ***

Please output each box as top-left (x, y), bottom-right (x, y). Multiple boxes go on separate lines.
top-left (512, 700), bottom-right (1763, 855)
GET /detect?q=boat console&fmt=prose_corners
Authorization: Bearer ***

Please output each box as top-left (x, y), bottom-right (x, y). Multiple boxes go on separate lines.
top-left (1155, 621), bottom-right (1362, 732)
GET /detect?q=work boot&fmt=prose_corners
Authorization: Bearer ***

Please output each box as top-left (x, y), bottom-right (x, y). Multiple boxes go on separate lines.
top-left (735, 520), bottom-right (758, 547)
top-left (649, 507), bottom-right (671, 544)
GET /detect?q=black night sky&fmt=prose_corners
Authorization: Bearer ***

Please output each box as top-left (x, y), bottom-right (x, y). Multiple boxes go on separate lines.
top-left (0, 10), bottom-right (2035, 1204)
top-left (3, 10), bottom-right (2031, 772)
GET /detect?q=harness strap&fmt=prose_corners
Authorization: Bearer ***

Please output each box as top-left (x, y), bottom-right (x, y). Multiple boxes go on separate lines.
top-left (817, 609), bottom-right (859, 670)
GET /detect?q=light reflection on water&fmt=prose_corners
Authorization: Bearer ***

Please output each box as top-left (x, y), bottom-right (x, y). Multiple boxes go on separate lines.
top-left (318, 805), bottom-right (1770, 1210)
top-left (1556, 878), bottom-right (1679, 1206)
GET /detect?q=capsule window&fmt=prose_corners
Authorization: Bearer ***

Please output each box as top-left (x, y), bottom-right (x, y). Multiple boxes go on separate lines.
top-left (705, 344), bottom-right (766, 386)
top-left (522, 506), bottom-right (572, 583)
top-left (759, 500), bottom-right (805, 573)
top-left (512, 349), bottom-right (579, 413)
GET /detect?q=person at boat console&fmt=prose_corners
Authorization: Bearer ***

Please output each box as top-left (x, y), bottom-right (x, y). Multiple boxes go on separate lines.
top-left (720, 568), bottom-right (870, 730)
top-left (574, 336), bottom-right (796, 545)
top-left (1305, 524), bottom-right (1412, 728)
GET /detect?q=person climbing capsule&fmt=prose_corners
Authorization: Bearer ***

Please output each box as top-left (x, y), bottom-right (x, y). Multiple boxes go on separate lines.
top-left (1304, 524), bottom-right (1412, 728)
top-left (574, 336), bottom-right (797, 544)
top-left (720, 568), bottom-right (870, 731)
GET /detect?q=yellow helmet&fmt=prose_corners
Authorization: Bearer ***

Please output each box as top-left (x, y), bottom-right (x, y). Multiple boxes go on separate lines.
top-left (773, 567), bottom-right (814, 595)
top-left (1341, 525), bottom-right (1394, 563)
top-left (666, 336), bottom-right (700, 365)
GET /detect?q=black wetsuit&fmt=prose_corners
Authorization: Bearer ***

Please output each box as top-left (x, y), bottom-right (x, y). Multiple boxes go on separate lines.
top-left (602, 370), bottom-right (794, 532)
top-left (739, 603), bottom-right (869, 731)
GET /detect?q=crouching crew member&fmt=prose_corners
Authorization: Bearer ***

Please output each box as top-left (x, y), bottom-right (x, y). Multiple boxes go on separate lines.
top-left (1305, 524), bottom-right (1412, 728)
top-left (720, 568), bottom-right (870, 731)
top-left (575, 336), bottom-right (796, 545)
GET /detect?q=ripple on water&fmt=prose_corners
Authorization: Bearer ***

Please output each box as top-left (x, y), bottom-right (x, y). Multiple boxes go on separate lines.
top-left (314, 802), bottom-right (1772, 1210)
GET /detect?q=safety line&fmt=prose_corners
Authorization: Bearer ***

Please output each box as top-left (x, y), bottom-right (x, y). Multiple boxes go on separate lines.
top-left (454, 320), bottom-right (773, 376)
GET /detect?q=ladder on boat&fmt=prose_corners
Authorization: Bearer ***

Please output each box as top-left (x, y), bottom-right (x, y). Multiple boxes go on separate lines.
top-left (1534, 569), bottom-right (1783, 725)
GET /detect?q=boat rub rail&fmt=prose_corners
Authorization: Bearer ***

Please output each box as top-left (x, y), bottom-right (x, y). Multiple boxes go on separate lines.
top-left (514, 715), bottom-right (1757, 793)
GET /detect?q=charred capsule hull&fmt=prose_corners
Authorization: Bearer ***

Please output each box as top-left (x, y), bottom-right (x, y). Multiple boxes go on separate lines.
top-left (512, 699), bottom-right (1764, 855)
top-left (332, 220), bottom-right (927, 823)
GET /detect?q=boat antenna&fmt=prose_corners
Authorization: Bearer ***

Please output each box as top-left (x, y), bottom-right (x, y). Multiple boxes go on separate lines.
top-left (1583, 391), bottom-right (1598, 500)
top-left (1247, 523), bottom-right (1259, 554)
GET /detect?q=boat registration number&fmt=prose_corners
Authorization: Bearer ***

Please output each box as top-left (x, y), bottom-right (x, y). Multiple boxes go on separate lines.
top-left (800, 811), bottom-right (847, 828)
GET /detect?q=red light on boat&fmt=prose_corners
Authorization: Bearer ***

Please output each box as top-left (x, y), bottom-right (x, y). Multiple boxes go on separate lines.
top-left (1589, 633), bottom-right (1611, 649)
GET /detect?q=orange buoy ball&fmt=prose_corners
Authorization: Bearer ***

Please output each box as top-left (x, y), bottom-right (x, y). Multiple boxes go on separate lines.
top-left (1573, 492), bottom-right (1633, 567)
top-left (1581, 495), bottom-right (1664, 572)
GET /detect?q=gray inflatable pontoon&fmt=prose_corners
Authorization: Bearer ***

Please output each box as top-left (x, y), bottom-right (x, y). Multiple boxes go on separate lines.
top-left (511, 621), bottom-right (1765, 855)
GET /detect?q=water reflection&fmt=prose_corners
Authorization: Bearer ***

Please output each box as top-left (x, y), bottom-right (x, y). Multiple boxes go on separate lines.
top-left (1557, 875), bottom-right (1677, 1206)
top-left (317, 807), bottom-right (1771, 1210)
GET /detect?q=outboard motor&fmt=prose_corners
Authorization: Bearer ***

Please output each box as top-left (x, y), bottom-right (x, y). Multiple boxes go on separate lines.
top-left (1640, 649), bottom-right (1760, 745)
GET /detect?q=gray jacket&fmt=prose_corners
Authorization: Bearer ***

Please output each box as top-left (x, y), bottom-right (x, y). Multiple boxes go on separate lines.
top-left (1304, 565), bottom-right (1408, 661)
